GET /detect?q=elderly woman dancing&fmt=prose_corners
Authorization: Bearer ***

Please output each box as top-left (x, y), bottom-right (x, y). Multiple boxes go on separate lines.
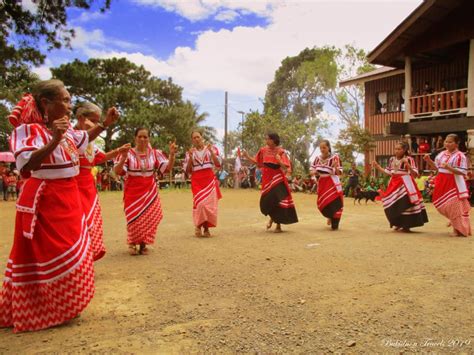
top-left (0, 79), bottom-right (119, 333)
top-left (74, 102), bottom-right (130, 261)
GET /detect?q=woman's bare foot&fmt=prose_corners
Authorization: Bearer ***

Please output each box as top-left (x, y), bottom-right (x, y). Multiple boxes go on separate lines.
top-left (128, 244), bottom-right (138, 255)
top-left (139, 243), bottom-right (149, 255)
top-left (195, 227), bottom-right (202, 238)
top-left (203, 228), bottom-right (211, 237)
top-left (274, 224), bottom-right (282, 233)
top-left (266, 219), bottom-right (273, 230)
top-left (327, 218), bottom-right (331, 226)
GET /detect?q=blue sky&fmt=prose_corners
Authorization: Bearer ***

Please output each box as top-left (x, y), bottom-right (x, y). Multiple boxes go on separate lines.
top-left (27, 0), bottom-right (423, 149)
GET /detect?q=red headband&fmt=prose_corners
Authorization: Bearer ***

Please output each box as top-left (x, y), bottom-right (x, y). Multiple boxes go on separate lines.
top-left (8, 93), bottom-right (45, 128)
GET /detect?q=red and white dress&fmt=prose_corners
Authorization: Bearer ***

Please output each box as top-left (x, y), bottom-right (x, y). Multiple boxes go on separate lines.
top-left (184, 146), bottom-right (222, 229)
top-left (433, 150), bottom-right (471, 236)
top-left (381, 156), bottom-right (428, 229)
top-left (311, 154), bottom-right (344, 226)
top-left (0, 123), bottom-right (95, 333)
top-left (76, 143), bottom-right (107, 261)
top-left (116, 147), bottom-right (168, 245)
top-left (254, 146), bottom-right (298, 225)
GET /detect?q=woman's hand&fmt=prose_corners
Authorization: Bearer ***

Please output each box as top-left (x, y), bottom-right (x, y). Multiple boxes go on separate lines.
top-left (52, 117), bottom-right (69, 142)
top-left (118, 143), bottom-right (131, 154)
top-left (371, 161), bottom-right (379, 168)
top-left (103, 107), bottom-right (120, 128)
top-left (169, 141), bottom-right (177, 155)
top-left (423, 154), bottom-right (431, 162)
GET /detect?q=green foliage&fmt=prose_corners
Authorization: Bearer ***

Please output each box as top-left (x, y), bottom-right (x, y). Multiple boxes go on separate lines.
top-left (334, 125), bottom-right (375, 163)
top-left (0, 0), bottom-right (112, 77)
top-left (52, 57), bottom-right (214, 153)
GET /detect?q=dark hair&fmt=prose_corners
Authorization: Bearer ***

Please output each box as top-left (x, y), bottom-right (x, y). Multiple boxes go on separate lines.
top-left (134, 127), bottom-right (149, 137)
top-left (446, 133), bottom-right (460, 144)
top-left (320, 139), bottom-right (331, 153)
top-left (267, 132), bottom-right (280, 146)
top-left (191, 130), bottom-right (203, 138)
top-left (396, 141), bottom-right (410, 156)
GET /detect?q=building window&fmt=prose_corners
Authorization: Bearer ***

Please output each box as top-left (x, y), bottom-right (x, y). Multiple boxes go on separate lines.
top-left (387, 89), bottom-right (402, 112)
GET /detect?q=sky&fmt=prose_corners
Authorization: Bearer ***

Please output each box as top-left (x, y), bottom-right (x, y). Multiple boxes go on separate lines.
top-left (25, 0), bottom-right (423, 144)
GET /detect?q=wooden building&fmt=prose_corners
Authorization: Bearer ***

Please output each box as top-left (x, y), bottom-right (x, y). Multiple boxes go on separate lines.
top-left (340, 0), bottom-right (474, 173)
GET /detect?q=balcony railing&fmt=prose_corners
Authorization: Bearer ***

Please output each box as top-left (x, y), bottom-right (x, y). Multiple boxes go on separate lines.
top-left (409, 88), bottom-right (468, 119)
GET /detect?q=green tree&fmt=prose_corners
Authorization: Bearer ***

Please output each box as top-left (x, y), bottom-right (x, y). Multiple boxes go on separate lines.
top-left (327, 45), bottom-right (376, 161)
top-left (52, 57), bottom-right (214, 152)
top-left (1, 0), bottom-right (112, 76)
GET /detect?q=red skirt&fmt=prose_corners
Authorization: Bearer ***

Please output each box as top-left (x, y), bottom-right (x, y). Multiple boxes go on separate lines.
top-left (76, 168), bottom-right (106, 261)
top-left (260, 164), bottom-right (298, 224)
top-left (382, 175), bottom-right (428, 229)
top-left (123, 176), bottom-right (163, 245)
top-left (191, 169), bottom-right (222, 228)
top-left (317, 175), bottom-right (343, 220)
top-left (433, 173), bottom-right (471, 236)
top-left (0, 178), bottom-right (95, 333)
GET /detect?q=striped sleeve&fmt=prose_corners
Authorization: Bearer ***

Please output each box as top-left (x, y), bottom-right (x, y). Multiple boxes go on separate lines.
top-left (114, 151), bottom-right (129, 174)
top-left (408, 156), bottom-right (418, 174)
top-left (452, 152), bottom-right (468, 175)
top-left (384, 157), bottom-right (394, 175)
top-left (10, 124), bottom-right (44, 171)
top-left (333, 155), bottom-right (343, 174)
top-left (154, 149), bottom-right (169, 174)
top-left (68, 128), bottom-right (89, 154)
top-left (212, 145), bottom-right (222, 167)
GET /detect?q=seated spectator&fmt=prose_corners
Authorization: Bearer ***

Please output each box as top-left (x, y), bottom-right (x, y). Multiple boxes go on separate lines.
top-left (291, 175), bottom-right (304, 192)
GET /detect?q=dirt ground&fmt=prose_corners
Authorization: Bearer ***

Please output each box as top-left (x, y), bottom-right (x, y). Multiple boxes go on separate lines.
top-left (0, 189), bottom-right (472, 354)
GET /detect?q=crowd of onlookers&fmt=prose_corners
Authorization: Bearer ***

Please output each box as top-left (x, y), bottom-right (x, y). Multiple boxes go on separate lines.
top-left (0, 163), bottom-right (22, 202)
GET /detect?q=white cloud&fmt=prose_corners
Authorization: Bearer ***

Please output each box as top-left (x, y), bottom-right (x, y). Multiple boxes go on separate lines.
top-left (214, 9), bottom-right (240, 23)
top-left (174, 25), bottom-right (184, 32)
top-left (70, 27), bottom-right (144, 56)
top-left (132, 0), bottom-right (275, 21)
top-left (32, 60), bottom-right (53, 80)
top-left (21, 0), bottom-right (38, 14)
top-left (96, 1), bottom-right (421, 99)
top-left (72, 11), bottom-right (109, 23)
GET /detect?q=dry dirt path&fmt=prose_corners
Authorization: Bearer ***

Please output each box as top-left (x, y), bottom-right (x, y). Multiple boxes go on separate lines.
top-left (0, 189), bottom-right (472, 353)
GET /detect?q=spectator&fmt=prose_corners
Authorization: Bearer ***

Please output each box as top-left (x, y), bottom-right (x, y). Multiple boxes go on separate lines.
top-left (101, 169), bottom-right (110, 191)
top-left (218, 168), bottom-right (229, 187)
top-left (418, 138), bottom-right (430, 154)
top-left (5, 171), bottom-right (17, 201)
top-left (344, 163), bottom-right (360, 197)
top-left (255, 168), bottom-right (262, 188)
top-left (291, 175), bottom-right (304, 192)
top-left (0, 163), bottom-right (7, 201)
top-left (174, 170), bottom-right (185, 189)
top-left (411, 137), bottom-right (419, 153)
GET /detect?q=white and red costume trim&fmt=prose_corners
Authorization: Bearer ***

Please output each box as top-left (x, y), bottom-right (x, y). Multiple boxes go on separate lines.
top-left (76, 143), bottom-right (107, 261)
top-left (116, 147), bottom-right (168, 245)
top-left (311, 154), bottom-right (344, 221)
top-left (0, 124), bottom-right (94, 333)
top-left (381, 156), bottom-right (428, 229)
top-left (433, 150), bottom-right (471, 236)
top-left (185, 146), bottom-right (222, 228)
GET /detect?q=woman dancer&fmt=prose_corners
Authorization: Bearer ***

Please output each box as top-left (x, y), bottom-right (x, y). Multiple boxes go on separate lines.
top-left (243, 133), bottom-right (298, 233)
top-left (372, 141), bottom-right (428, 232)
top-left (311, 140), bottom-right (343, 230)
top-left (423, 134), bottom-right (471, 237)
top-left (114, 128), bottom-right (176, 255)
top-left (75, 102), bottom-right (130, 260)
top-left (185, 131), bottom-right (222, 237)
top-left (0, 79), bottom-right (119, 332)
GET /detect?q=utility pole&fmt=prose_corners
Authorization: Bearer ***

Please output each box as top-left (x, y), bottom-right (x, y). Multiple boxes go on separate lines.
top-left (224, 91), bottom-right (228, 160)
top-left (237, 110), bottom-right (245, 149)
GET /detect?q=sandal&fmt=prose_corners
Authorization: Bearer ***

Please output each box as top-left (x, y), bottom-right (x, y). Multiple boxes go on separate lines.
top-left (128, 244), bottom-right (138, 255)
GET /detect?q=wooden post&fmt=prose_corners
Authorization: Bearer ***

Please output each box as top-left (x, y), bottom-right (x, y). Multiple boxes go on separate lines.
top-left (404, 57), bottom-right (412, 122)
top-left (468, 39), bottom-right (474, 117)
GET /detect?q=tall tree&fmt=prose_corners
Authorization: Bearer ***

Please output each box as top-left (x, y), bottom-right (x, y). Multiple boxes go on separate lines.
top-left (52, 57), bottom-right (214, 152)
top-left (0, 0), bottom-right (112, 76)
top-left (327, 45), bottom-right (376, 162)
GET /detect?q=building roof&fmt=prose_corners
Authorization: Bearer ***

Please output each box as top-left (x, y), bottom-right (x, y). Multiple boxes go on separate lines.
top-left (368, 0), bottom-right (472, 67)
top-left (339, 66), bottom-right (404, 87)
